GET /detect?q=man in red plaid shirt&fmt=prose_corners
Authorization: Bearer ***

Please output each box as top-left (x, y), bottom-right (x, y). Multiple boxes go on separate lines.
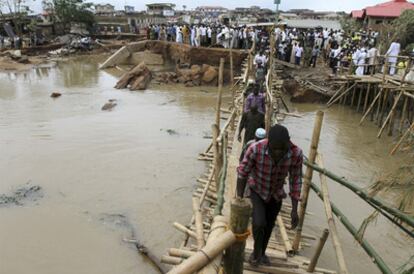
top-left (237, 124), bottom-right (303, 266)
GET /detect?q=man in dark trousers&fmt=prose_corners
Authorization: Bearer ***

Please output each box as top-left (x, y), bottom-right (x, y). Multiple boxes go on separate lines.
top-left (237, 124), bottom-right (303, 266)
top-left (238, 105), bottom-right (265, 145)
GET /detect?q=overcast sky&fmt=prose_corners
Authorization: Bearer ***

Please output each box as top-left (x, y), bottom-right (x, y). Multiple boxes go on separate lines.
top-left (24, 0), bottom-right (388, 13)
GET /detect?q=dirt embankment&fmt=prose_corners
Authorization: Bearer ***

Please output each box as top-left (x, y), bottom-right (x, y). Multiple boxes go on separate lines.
top-left (278, 64), bottom-right (339, 104)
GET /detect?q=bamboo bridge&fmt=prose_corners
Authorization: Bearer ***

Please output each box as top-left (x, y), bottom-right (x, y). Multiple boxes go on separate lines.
top-left (145, 39), bottom-right (413, 274)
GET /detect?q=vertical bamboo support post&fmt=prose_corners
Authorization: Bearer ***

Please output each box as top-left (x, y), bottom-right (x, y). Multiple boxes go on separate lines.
top-left (377, 90), bottom-right (403, 138)
top-left (399, 96), bottom-right (409, 134)
top-left (357, 85), bottom-right (363, 112)
top-left (363, 83), bottom-right (371, 113)
top-left (230, 47), bottom-right (234, 87)
top-left (292, 110), bottom-right (324, 252)
top-left (307, 229), bottom-right (330, 273)
top-left (370, 85), bottom-right (377, 122)
top-left (316, 154), bottom-right (349, 274)
top-left (192, 197), bottom-right (205, 249)
top-left (350, 84), bottom-right (357, 107)
top-left (216, 58), bottom-right (225, 128)
top-left (224, 198), bottom-right (252, 274)
top-left (212, 124), bottom-right (222, 188)
top-left (360, 87), bottom-right (382, 125)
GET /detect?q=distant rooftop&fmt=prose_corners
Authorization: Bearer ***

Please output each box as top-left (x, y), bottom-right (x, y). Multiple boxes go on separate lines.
top-left (352, 0), bottom-right (414, 18)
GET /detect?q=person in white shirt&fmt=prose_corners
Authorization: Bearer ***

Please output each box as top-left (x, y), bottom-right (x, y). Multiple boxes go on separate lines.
top-left (295, 44), bottom-right (304, 66)
top-left (386, 40), bottom-right (401, 75)
top-left (190, 26), bottom-right (196, 46)
top-left (195, 26), bottom-right (201, 47)
top-left (356, 49), bottom-right (367, 76)
top-left (254, 51), bottom-right (268, 68)
top-left (200, 25), bottom-right (207, 46)
top-left (207, 27), bottom-right (212, 46)
top-left (367, 45), bottom-right (378, 74)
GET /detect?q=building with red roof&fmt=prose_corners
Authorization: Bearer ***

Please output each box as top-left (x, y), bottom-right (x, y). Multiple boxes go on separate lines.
top-left (351, 0), bottom-right (414, 29)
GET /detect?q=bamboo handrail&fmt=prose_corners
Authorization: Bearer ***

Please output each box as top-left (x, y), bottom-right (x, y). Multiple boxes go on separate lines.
top-left (307, 229), bottom-right (330, 273)
top-left (310, 183), bottom-right (393, 274)
top-left (304, 160), bottom-right (414, 228)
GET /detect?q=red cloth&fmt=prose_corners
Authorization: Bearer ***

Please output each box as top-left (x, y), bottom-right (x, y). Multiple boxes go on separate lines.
top-left (238, 139), bottom-right (303, 202)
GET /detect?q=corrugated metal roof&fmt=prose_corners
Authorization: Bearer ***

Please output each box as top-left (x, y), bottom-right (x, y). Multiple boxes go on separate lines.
top-left (285, 19), bottom-right (342, 30)
top-left (365, 0), bottom-right (414, 17)
top-left (351, 10), bottom-right (364, 18)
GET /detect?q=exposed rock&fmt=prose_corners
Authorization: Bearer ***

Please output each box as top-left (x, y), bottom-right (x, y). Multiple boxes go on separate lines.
top-left (50, 92), bottom-right (62, 98)
top-left (202, 67), bottom-right (218, 83)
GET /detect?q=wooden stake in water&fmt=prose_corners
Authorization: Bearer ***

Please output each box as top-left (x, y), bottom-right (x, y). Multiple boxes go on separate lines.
top-left (292, 110), bottom-right (324, 252)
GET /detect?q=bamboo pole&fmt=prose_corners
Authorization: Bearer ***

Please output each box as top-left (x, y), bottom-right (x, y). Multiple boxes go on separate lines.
top-left (377, 90), bottom-right (403, 138)
top-left (224, 198), bottom-right (252, 274)
top-left (316, 154), bottom-right (349, 274)
top-left (196, 216), bottom-right (229, 274)
top-left (359, 88), bottom-right (383, 125)
top-left (167, 230), bottom-right (236, 274)
top-left (350, 84), bottom-right (357, 107)
top-left (192, 197), bottom-right (205, 249)
top-left (327, 83), bottom-right (357, 107)
top-left (326, 84), bottom-right (346, 106)
top-left (390, 121), bottom-right (414, 155)
top-left (293, 110), bottom-right (324, 252)
top-left (212, 124), bottom-right (222, 187)
top-left (310, 183), bottom-right (393, 274)
top-left (399, 96), bottom-right (409, 133)
top-left (307, 229), bottom-right (330, 273)
top-left (216, 58), bottom-right (225, 128)
top-left (230, 46), bottom-right (234, 87)
top-left (356, 85), bottom-right (363, 112)
top-left (214, 133), bottom-right (228, 216)
top-left (199, 167), bottom-right (215, 209)
top-left (304, 160), bottom-right (414, 228)
top-left (277, 215), bottom-right (294, 255)
top-left (168, 248), bottom-right (196, 258)
top-left (173, 222), bottom-right (198, 239)
top-left (363, 83), bottom-right (371, 113)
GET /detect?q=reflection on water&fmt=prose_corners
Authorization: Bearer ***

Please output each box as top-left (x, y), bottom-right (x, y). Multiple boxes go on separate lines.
top-left (0, 56), bottom-right (412, 274)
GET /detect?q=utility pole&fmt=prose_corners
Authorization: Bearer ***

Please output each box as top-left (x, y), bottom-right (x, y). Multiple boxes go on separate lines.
top-left (274, 0), bottom-right (281, 24)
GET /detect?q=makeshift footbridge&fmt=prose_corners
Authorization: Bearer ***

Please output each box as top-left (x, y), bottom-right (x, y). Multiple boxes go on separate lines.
top-left (157, 37), bottom-right (414, 274)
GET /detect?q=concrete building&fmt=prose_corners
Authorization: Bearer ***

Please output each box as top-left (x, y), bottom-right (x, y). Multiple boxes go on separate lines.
top-left (95, 4), bottom-right (115, 15)
top-left (125, 6), bottom-right (135, 14)
top-left (195, 6), bottom-right (228, 14)
top-left (146, 3), bottom-right (176, 17)
top-left (351, 0), bottom-right (414, 28)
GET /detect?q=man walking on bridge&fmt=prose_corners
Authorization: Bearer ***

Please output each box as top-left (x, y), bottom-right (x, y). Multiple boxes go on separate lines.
top-left (237, 125), bottom-right (303, 266)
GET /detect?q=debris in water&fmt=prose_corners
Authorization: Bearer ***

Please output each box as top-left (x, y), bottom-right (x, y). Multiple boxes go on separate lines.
top-left (161, 128), bottom-right (179, 136)
top-left (101, 99), bottom-right (118, 111)
top-left (50, 92), bottom-right (62, 98)
top-left (0, 183), bottom-right (43, 207)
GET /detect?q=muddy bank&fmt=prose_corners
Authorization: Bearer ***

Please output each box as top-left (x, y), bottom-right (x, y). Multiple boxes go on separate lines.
top-left (100, 40), bottom-right (248, 71)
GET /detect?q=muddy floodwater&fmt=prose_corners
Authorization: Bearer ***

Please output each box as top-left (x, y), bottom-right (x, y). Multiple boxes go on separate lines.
top-left (0, 56), bottom-right (413, 274)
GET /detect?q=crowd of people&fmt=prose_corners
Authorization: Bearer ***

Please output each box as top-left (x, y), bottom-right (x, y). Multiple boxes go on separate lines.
top-left (146, 24), bottom-right (271, 49)
top-left (274, 26), bottom-right (413, 76)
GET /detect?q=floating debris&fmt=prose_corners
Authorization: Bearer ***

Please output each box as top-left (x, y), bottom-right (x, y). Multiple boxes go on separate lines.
top-left (0, 184), bottom-right (43, 207)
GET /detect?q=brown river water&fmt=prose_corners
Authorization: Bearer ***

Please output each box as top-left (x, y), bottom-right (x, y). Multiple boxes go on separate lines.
top-left (0, 56), bottom-right (412, 274)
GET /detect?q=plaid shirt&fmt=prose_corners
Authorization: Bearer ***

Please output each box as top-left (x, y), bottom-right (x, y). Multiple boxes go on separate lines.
top-left (237, 139), bottom-right (303, 202)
